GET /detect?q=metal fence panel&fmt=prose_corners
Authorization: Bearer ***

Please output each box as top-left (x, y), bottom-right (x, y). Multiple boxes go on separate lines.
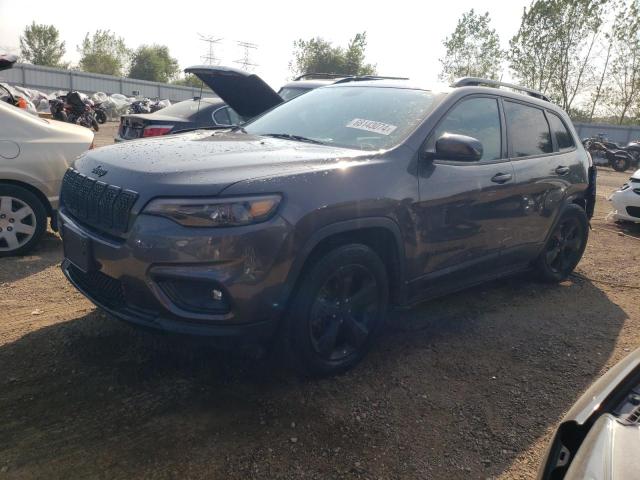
top-left (573, 122), bottom-right (640, 145)
top-left (0, 63), bottom-right (214, 103)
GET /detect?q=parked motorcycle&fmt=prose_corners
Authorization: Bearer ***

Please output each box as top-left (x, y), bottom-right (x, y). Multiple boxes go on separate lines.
top-left (149, 99), bottom-right (166, 113)
top-left (92, 102), bottom-right (108, 124)
top-left (50, 91), bottom-right (99, 131)
top-left (582, 135), bottom-right (634, 172)
top-left (128, 99), bottom-right (152, 114)
top-left (49, 97), bottom-right (67, 122)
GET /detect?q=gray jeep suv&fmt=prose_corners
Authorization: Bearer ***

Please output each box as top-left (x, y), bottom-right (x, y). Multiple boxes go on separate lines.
top-left (58, 77), bottom-right (596, 375)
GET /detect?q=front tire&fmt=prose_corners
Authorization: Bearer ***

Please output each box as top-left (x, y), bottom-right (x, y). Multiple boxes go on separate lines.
top-left (283, 244), bottom-right (389, 376)
top-left (534, 204), bottom-right (589, 282)
top-left (0, 185), bottom-right (47, 257)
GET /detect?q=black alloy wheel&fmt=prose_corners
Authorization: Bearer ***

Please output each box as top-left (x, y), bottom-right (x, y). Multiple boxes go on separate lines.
top-left (283, 244), bottom-right (389, 376)
top-left (535, 204), bottom-right (588, 282)
top-left (309, 264), bottom-right (379, 362)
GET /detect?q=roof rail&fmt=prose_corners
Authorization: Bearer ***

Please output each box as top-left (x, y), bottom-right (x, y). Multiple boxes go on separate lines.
top-left (294, 73), bottom-right (347, 81)
top-left (333, 75), bottom-right (410, 84)
top-left (452, 77), bottom-right (550, 102)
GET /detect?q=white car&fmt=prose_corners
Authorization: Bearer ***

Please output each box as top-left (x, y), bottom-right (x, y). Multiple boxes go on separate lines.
top-left (0, 100), bottom-right (94, 256)
top-left (608, 168), bottom-right (640, 223)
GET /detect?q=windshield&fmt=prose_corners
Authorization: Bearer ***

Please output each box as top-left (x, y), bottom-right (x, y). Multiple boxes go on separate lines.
top-left (245, 86), bottom-right (438, 150)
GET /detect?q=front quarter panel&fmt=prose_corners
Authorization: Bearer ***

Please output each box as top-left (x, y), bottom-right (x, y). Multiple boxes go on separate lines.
top-left (221, 145), bottom-right (420, 289)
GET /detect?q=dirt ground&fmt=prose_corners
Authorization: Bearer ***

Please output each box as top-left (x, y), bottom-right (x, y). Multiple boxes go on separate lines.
top-left (1, 125), bottom-right (639, 479)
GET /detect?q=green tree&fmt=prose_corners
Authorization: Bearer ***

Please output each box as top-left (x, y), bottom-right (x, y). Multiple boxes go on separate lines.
top-left (289, 32), bottom-right (376, 77)
top-left (78, 30), bottom-right (130, 76)
top-left (606, 0), bottom-right (640, 124)
top-left (438, 9), bottom-right (503, 83)
top-left (128, 44), bottom-right (179, 82)
top-left (172, 74), bottom-right (204, 88)
top-left (509, 0), bottom-right (608, 113)
top-left (19, 22), bottom-right (67, 68)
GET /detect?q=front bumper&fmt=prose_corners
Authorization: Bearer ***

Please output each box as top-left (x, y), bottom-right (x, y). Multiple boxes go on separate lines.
top-left (608, 185), bottom-right (640, 222)
top-left (59, 209), bottom-right (293, 340)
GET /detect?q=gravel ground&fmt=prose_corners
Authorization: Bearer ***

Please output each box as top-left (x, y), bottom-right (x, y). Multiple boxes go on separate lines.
top-left (1, 127), bottom-right (639, 479)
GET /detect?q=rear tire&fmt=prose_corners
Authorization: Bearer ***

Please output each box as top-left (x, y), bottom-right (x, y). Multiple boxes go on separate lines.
top-left (282, 244), bottom-right (389, 376)
top-left (0, 185), bottom-right (47, 257)
top-left (534, 204), bottom-right (588, 282)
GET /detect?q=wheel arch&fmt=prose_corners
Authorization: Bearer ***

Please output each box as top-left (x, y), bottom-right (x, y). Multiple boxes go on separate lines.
top-left (281, 218), bottom-right (407, 310)
top-left (0, 179), bottom-right (53, 218)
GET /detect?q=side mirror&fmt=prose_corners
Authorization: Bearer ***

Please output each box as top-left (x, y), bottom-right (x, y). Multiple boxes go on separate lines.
top-left (425, 133), bottom-right (483, 162)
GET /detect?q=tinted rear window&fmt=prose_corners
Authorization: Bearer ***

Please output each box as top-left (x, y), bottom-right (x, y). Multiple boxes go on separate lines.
top-left (504, 101), bottom-right (552, 157)
top-left (156, 99), bottom-right (218, 118)
top-left (548, 112), bottom-right (575, 151)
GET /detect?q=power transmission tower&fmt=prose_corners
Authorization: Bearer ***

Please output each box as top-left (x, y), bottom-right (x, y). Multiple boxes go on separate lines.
top-left (198, 33), bottom-right (223, 65)
top-left (234, 41), bottom-right (258, 70)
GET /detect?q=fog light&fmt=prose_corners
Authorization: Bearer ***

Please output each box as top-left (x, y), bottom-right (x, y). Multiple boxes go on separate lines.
top-left (155, 278), bottom-right (230, 314)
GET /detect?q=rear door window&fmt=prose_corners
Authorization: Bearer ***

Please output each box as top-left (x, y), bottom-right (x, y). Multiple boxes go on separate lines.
top-left (547, 112), bottom-right (575, 151)
top-left (429, 97), bottom-right (502, 161)
top-left (504, 101), bottom-right (552, 157)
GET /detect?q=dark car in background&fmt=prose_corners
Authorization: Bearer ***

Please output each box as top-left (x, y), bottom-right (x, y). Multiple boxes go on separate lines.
top-left (59, 76), bottom-right (595, 376)
top-left (115, 97), bottom-right (241, 142)
top-left (277, 73), bottom-right (351, 100)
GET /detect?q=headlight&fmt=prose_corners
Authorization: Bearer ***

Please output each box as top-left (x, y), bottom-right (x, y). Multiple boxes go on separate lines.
top-left (143, 195), bottom-right (281, 227)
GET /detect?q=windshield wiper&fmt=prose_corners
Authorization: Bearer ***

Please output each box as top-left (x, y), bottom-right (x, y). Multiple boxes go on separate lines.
top-left (172, 125), bottom-right (233, 135)
top-left (261, 133), bottom-right (325, 145)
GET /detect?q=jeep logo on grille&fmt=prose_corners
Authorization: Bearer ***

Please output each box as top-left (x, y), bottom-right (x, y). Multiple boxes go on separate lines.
top-left (92, 165), bottom-right (108, 177)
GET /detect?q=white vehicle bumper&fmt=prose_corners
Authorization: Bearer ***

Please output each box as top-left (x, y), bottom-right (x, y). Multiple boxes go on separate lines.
top-left (609, 184), bottom-right (640, 222)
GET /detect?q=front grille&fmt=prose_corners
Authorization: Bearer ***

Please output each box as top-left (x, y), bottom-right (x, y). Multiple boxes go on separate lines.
top-left (60, 168), bottom-right (138, 233)
top-left (67, 264), bottom-right (125, 309)
top-left (626, 206), bottom-right (640, 218)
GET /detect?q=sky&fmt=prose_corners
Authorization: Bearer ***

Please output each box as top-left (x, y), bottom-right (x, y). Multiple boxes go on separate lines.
top-left (0, 0), bottom-right (530, 89)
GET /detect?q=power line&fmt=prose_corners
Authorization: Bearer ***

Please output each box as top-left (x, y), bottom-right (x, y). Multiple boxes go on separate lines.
top-left (198, 33), bottom-right (223, 65)
top-left (234, 41), bottom-right (258, 70)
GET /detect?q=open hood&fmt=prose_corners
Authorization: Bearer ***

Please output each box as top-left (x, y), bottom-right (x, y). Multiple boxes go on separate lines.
top-left (0, 54), bottom-right (17, 72)
top-left (184, 65), bottom-right (283, 119)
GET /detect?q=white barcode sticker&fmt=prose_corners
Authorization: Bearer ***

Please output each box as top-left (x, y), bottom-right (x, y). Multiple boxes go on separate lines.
top-left (346, 118), bottom-right (398, 136)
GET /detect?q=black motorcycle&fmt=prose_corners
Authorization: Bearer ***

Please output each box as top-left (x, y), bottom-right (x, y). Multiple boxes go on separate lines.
top-left (49, 97), bottom-right (67, 122)
top-left (128, 99), bottom-right (152, 114)
top-left (587, 133), bottom-right (640, 171)
top-left (92, 102), bottom-right (108, 124)
top-left (51, 91), bottom-right (99, 131)
top-left (583, 136), bottom-right (634, 172)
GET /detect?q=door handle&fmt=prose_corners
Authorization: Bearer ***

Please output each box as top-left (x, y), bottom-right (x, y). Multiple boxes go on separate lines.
top-left (491, 172), bottom-right (513, 184)
top-left (555, 166), bottom-right (570, 175)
